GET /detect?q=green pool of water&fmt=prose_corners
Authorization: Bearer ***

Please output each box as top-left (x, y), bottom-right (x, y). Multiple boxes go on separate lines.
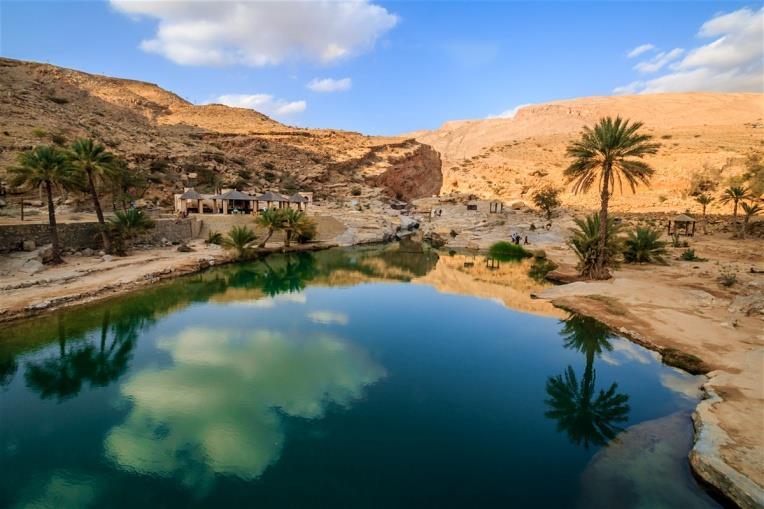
top-left (0, 245), bottom-right (719, 508)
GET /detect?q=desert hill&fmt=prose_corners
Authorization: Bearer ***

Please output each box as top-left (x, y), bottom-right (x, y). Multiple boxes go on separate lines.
top-left (415, 93), bottom-right (764, 212)
top-left (0, 57), bottom-right (442, 206)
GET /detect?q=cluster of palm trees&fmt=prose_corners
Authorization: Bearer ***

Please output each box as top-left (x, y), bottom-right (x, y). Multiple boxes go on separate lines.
top-left (219, 207), bottom-right (317, 260)
top-left (695, 186), bottom-right (761, 239)
top-left (9, 138), bottom-right (150, 263)
top-left (564, 116), bottom-right (761, 279)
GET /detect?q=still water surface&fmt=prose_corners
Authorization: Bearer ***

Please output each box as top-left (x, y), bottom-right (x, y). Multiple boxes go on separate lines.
top-left (0, 245), bottom-right (719, 508)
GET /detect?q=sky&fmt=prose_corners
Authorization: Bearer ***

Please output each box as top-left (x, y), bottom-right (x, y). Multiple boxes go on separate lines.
top-left (1, 1), bottom-right (762, 135)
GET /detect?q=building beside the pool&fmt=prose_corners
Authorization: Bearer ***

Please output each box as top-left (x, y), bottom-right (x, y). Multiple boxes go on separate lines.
top-left (174, 188), bottom-right (311, 215)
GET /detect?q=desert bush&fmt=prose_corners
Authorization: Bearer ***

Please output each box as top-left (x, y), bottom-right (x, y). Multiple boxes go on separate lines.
top-left (108, 209), bottom-right (155, 256)
top-left (528, 258), bottom-right (558, 281)
top-left (623, 227), bottom-right (667, 264)
top-left (687, 164), bottom-right (722, 196)
top-left (206, 231), bottom-right (223, 245)
top-left (489, 241), bottom-right (532, 260)
top-left (717, 271), bottom-right (737, 287)
top-left (680, 248), bottom-right (706, 262)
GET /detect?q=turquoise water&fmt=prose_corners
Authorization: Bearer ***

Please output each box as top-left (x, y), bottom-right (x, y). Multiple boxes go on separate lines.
top-left (0, 246), bottom-right (719, 508)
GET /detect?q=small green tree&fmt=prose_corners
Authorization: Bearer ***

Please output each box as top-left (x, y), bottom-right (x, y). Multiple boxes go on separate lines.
top-left (623, 227), bottom-right (667, 264)
top-left (280, 208), bottom-right (315, 248)
top-left (740, 202), bottom-right (761, 240)
top-left (222, 226), bottom-right (258, 260)
top-left (568, 213), bottom-right (623, 278)
top-left (9, 146), bottom-right (81, 263)
top-left (532, 185), bottom-right (562, 220)
top-left (694, 193), bottom-right (713, 234)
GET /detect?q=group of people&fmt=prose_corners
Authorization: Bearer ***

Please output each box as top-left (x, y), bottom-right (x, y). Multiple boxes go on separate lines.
top-left (511, 232), bottom-right (529, 245)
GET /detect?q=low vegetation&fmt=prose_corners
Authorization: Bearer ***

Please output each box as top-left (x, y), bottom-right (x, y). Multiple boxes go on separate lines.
top-left (489, 241), bottom-right (532, 260)
top-left (222, 226), bottom-right (258, 260)
top-left (206, 231), bottom-right (223, 245)
top-left (108, 209), bottom-right (155, 256)
top-left (568, 214), bottom-right (623, 278)
top-left (680, 248), bottom-right (706, 262)
top-left (622, 227), bottom-right (667, 264)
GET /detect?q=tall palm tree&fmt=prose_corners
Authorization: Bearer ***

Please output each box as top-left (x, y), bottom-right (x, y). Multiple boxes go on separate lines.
top-left (9, 146), bottom-right (80, 263)
top-left (719, 186), bottom-right (751, 227)
top-left (255, 208), bottom-right (284, 247)
top-left (69, 138), bottom-right (116, 252)
top-left (740, 202), bottom-right (761, 240)
top-left (565, 117), bottom-right (660, 279)
top-left (695, 193), bottom-right (713, 234)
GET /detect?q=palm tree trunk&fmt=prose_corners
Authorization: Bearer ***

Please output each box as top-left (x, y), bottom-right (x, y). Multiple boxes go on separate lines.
top-left (86, 169), bottom-right (112, 253)
top-left (258, 228), bottom-right (273, 248)
top-left (45, 180), bottom-right (63, 264)
top-left (284, 230), bottom-right (291, 248)
top-left (742, 217), bottom-right (748, 239)
top-left (594, 164), bottom-right (611, 280)
top-left (702, 206), bottom-right (707, 235)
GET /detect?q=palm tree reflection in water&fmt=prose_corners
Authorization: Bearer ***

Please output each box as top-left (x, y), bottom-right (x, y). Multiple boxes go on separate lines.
top-left (544, 314), bottom-right (630, 449)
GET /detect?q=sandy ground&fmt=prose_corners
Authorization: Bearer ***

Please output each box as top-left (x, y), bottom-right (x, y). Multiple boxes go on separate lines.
top-left (535, 235), bottom-right (764, 509)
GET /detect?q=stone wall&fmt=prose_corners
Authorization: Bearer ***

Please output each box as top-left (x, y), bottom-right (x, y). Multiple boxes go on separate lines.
top-left (0, 218), bottom-right (198, 253)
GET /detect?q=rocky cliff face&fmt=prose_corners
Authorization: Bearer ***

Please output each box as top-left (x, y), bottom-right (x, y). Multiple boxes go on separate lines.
top-left (0, 57), bottom-right (441, 207)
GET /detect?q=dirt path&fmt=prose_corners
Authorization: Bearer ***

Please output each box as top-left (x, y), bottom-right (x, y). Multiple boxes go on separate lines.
top-left (536, 236), bottom-right (764, 509)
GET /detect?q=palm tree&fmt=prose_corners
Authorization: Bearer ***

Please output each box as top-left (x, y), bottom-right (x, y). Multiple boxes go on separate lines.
top-left (564, 117), bottom-right (660, 279)
top-left (719, 186), bottom-right (750, 226)
top-left (695, 194), bottom-right (713, 234)
top-left (280, 208), bottom-right (314, 248)
top-left (8, 146), bottom-right (80, 263)
top-left (107, 208), bottom-right (155, 255)
top-left (568, 213), bottom-right (623, 279)
top-left (255, 208), bottom-right (284, 248)
top-left (740, 202), bottom-right (762, 240)
top-left (623, 227), bottom-right (668, 264)
top-left (222, 226), bottom-right (258, 260)
top-left (69, 138), bottom-right (116, 252)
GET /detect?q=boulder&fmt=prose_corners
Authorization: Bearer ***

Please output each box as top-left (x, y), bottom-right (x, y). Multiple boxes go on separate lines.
top-left (101, 255), bottom-right (114, 262)
top-left (39, 245), bottom-right (56, 264)
top-left (82, 248), bottom-right (94, 256)
top-left (424, 230), bottom-right (448, 249)
top-left (729, 294), bottom-right (764, 317)
top-left (20, 259), bottom-right (44, 274)
top-left (508, 199), bottom-right (525, 210)
top-left (177, 243), bottom-right (194, 252)
top-left (22, 240), bottom-right (36, 252)
top-left (399, 216), bottom-right (420, 231)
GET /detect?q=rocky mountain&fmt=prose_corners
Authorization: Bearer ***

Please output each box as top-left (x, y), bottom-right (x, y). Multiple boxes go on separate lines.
top-left (0, 57), bottom-right (442, 206)
top-left (415, 93), bottom-right (764, 212)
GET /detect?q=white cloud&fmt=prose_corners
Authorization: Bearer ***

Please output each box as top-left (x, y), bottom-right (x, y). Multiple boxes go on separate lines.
top-left (307, 310), bottom-right (349, 325)
top-left (214, 93), bottom-right (307, 117)
top-left (307, 77), bottom-right (352, 93)
top-left (633, 48), bottom-right (684, 73)
top-left (487, 103), bottom-right (533, 119)
top-left (627, 43), bottom-right (655, 58)
top-left (110, 0), bottom-right (398, 67)
top-left (615, 7), bottom-right (764, 94)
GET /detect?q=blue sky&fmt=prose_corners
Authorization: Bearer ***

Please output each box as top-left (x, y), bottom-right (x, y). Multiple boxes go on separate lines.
top-left (1, 1), bottom-right (761, 135)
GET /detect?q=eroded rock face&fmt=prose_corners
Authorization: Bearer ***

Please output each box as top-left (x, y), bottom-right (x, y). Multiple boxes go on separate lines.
top-left (371, 144), bottom-right (443, 201)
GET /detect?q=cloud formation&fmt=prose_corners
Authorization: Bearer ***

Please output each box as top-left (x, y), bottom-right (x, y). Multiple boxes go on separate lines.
top-left (615, 7), bottom-right (763, 94)
top-left (110, 0), bottom-right (398, 66)
top-left (105, 328), bottom-right (385, 487)
top-left (633, 48), bottom-right (684, 73)
top-left (307, 77), bottom-right (353, 92)
top-left (215, 93), bottom-right (306, 117)
top-left (487, 103), bottom-right (533, 119)
top-left (627, 43), bottom-right (655, 58)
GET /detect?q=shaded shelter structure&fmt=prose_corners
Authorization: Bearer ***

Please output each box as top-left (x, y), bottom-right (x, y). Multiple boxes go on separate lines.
top-left (217, 189), bottom-right (257, 214)
top-left (667, 214), bottom-right (696, 237)
top-left (288, 193), bottom-right (309, 211)
top-left (255, 191), bottom-right (290, 211)
top-left (178, 188), bottom-right (203, 213)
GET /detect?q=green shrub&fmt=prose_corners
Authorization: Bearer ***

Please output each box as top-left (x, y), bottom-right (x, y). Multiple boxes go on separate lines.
top-left (489, 241), bottom-right (532, 260)
top-left (568, 214), bottom-right (623, 277)
top-left (528, 258), bottom-right (558, 281)
top-left (680, 248), bottom-right (706, 262)
top-left (718, 271), bottom-right (737, 287)
top-left (222, 226), bottom-right (258, 260)
top-left (623, 227), bottom-right (668, 264)
top-left (532, 184), bottom-right (561, 219)
top-left (206, 231), bottom-right (223, 245)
